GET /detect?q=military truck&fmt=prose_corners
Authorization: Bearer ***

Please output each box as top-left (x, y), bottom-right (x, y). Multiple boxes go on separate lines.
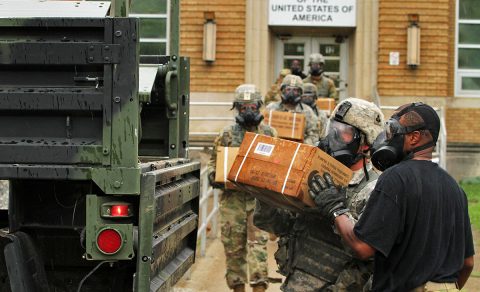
top-left (0, 0), bottom-right (199, 291)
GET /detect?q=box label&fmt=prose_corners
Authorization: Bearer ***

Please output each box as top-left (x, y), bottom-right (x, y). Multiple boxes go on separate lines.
top-left (254, 142), bottom-right (275, 156)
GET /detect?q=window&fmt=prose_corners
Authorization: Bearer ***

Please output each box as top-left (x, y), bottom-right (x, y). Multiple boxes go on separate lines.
top-left (130, 0), bottom-right (168, 56)
top-left (456, 0), bottom-right (480, 97)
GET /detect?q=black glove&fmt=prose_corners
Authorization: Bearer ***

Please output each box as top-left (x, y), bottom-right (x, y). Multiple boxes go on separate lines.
top-left (208, 172), bottom-right (223, 189)
top-left (308, 172), bottom-right (348, 220)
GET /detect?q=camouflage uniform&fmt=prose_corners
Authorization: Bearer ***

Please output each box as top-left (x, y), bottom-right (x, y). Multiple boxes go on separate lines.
top-left (208, 123), bottom-right (277, 289)
top-left (265, 69), bottom-right (291, 105)
top-left (303, 75), bottom-right (338, 102)
top-left (265, 101), bottom-right (319, 146)
top-left (254, 165), bottom-right (378, 292)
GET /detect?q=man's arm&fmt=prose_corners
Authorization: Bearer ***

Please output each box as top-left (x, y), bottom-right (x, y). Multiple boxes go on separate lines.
top-left (457, 256), bottom-right (474, 289)
top-left (334, 215), bottom-right (375, 260)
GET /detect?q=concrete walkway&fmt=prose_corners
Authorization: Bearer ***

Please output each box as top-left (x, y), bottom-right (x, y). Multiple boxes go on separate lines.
top-left (175, 236), bottom-right (284, 292)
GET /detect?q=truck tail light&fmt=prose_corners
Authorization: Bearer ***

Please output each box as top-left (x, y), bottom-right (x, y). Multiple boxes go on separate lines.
top-left (101, 202), bottom-right (132, 218)
top-left (111, 204), bottom-right (129, 217)
top-left (96, 228), bottom-right (122, 254)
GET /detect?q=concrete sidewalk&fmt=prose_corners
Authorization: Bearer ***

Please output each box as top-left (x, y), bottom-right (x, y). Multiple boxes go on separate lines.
top-left (175, 236), bottom-right (283, 292)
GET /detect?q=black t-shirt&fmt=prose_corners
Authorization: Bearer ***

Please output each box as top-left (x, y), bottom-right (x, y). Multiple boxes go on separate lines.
top-left (354, 160), bottom-right (474, 291)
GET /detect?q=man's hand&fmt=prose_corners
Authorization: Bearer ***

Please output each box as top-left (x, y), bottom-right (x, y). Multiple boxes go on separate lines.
top-left (308, 172), bottom-right (347, 220)
top-left (208, 172), bottom-right (223, 189)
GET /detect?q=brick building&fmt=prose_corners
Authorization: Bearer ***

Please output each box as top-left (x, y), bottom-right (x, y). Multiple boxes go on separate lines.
top-left (179, 0), bottom-right (480, 178)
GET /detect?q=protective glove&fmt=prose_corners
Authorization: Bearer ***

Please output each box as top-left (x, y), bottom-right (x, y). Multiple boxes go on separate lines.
top-left (208, 171), bottom-right (223, 189)
top-left (308, 172), bottom-right (348, 220)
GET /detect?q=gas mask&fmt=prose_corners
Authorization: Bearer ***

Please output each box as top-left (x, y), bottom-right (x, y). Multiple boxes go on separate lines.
top-left (235, 103), bottom-right (264, 127)
top-left (281, 86), bottom-right (302, 105)
top-left (309, 63), bottom-right (324, 76)
top-left (301, 93), bottom-right (316, 107)
top-left (291, 67), bottom-right (303, 76)
top-left (318, 120), bottom-right (362, 167)
top-left (371, 117), bottom-right (433, 171)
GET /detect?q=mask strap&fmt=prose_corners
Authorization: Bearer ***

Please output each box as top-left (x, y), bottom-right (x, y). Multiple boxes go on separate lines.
top-left (362, 155), bottom-right (370, 181)
top-left (403, 141), bottom-right (435, 161)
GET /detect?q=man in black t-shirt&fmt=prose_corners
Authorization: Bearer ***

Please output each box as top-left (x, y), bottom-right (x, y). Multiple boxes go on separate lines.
top-left (308, 102), bottom-right (474, 291)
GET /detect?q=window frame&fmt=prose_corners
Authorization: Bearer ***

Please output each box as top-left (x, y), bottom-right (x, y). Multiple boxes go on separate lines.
top-left (455, 0), bottom-right (480, 97)
top-left (129, 0), bottom-right (170, 56)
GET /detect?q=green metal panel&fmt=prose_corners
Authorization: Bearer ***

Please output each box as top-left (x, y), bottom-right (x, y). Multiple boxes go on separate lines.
top-left (85, 195), bottom-right (135, 260)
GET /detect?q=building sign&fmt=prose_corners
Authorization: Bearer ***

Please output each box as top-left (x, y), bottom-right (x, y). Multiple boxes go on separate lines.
top-left (268, 0), bottom-right (356, 27)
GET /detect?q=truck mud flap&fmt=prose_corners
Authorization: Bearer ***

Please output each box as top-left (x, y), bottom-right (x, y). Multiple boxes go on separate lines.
top-left (3, 231), bottom-right (49, 292)
top-left (135, 160), bottom-right (200, 292)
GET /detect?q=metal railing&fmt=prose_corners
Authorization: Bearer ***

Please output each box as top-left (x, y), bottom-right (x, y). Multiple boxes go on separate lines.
top-left (197, 168), bottom-right (220, 256)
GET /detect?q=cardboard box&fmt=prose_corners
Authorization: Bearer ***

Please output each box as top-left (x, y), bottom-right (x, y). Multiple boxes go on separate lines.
top-left (263, 110), bottom-right (305, 141)
top-left (227, 133), bottom-right (353, 212)
top-left (316, 98), bottom-right (336, 115)
top-left (215, 147), bottom-right (239, 189)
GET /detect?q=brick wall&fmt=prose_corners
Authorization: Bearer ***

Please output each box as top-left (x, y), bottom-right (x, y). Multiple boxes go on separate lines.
top-left (446, 108), bottom-right (480, 144)
top-left (180, 0), bottom-right (245, 93)
top-left (377, 0), bottom-right (451, 97)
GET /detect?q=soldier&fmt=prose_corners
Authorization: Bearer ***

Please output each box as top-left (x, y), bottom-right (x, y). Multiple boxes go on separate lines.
top-left (303, 53), bottom-right (338, 102)
top-left (290, 59), bottom-right (307, 79)
top-left (266, 74), bottom-right (319, 145)
top-left (265, 68), bottom-right (291, 105)
top-left (301, 82), bottom-right (329, 138)
top-left (254, 98), bottom-right (385, 292)
top-left (208, 84), bottom-right (276, 292)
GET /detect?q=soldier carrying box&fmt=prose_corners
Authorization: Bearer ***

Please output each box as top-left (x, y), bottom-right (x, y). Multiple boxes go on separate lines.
top-left (207, 84), bottom-right (277, 292)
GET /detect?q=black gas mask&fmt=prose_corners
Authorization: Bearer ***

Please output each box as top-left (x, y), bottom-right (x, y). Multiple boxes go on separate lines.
top-left (235, 103), bottom-right (264, 127)
top-left (371, 103), bottom-right (437, 171)
top-left (281, 86), bottom-right (302, 105)
top-left (309, 62), bottom-right (324, 76)
top-left (318, 119), bottom-right (362, 167)
top-left (301, 92), bottom-right (316, 107)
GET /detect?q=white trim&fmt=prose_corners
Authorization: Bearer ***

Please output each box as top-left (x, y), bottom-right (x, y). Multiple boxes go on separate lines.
top-left (139, 38), bottom-right (168, 43)
top-left (129, 13), bottom-right (167, 18)
top-left (455, 0), bottom-right (480, 98)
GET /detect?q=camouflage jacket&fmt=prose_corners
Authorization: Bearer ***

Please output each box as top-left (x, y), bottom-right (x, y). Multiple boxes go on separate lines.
top-left (265, 101), bottom-right (319, 146)
top-left (207, 123), bottom-right (277, 188)
top-left (253, 164), bottom-right (379, 290)
top-left (303, 74), bottom-right (338, 101)
top-left (311, 105), bottom-right (329, 139)
top-left (264, 84), bottom-right (282, 105)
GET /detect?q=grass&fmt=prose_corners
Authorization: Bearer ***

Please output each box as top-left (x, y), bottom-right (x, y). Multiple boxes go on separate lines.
top-left (461, 182), bottom-right (480, 230)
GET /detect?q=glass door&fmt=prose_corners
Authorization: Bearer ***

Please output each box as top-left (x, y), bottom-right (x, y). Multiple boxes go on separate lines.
top-left (276, 37), bottom-right (349, 100)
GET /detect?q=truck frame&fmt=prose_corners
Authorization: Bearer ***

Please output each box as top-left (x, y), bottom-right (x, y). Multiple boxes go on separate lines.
top-left (0, 0), bottom-right (198, 291)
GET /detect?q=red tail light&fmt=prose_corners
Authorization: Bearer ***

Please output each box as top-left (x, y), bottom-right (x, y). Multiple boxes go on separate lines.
top-left (111, 205), bottom-right (129, 217)
top-left (96, 228), bottom-right (122, 254)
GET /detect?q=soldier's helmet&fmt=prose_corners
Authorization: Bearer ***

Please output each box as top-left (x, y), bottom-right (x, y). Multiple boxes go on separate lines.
top-left (331, 98), bottom-right (385, 146)
top-left (303, 83), bottom-right (317, 96)
top-left (309, 53), bottom-right (325, 65)
top-left (280, 74), bottom-right (303, 92)
top-left (233, 84), bottom-right (263, 104)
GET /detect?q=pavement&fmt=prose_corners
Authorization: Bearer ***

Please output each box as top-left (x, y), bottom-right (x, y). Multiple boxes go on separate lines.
top-left (176, 235), bottom-right (284, 292)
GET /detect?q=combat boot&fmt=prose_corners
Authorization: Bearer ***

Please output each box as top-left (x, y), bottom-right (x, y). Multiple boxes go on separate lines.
top-left (233, 284), bottom-right (245, 292)
top-left (252, 284), bottom-right (267, 292)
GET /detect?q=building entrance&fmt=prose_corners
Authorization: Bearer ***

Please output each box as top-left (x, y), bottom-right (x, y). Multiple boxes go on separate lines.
top-left (275, 37), bottom-right (349, 100)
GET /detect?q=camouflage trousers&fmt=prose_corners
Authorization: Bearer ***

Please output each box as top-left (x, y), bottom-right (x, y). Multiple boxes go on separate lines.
top-left (281, 266), bottom-right (371, 292)
top-left (220, 191), bottom-right (269, 289)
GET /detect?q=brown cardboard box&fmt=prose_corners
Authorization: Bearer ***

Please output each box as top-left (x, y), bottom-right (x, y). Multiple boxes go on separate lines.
top-left (227, 132), bottom-right (352, 212)
top-left (263, 110), bottom-right (305, 141)
top-left (316, 98), bottom-right (336, 115)
top-left (215, 147), bottom-right (239, 189)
